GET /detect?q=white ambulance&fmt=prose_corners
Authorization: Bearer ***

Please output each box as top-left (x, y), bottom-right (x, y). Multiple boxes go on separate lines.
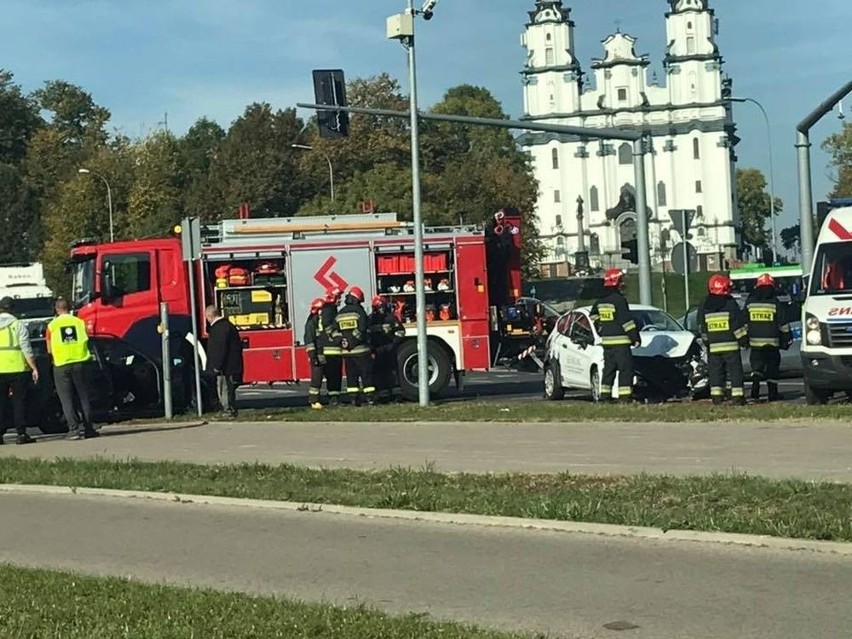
top-left (801, 203), bottom-right (852, 403)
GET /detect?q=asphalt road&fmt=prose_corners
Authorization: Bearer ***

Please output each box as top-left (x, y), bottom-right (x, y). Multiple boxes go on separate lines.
top-left (2, 492), bottom-right (849, 639)
top-left (4, 420), bottom-right (851, 480)
top-left (236, 370), bottom-right (808, 408)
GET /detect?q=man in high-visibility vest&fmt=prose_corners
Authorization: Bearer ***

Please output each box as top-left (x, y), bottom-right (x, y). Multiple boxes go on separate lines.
top-left (0, 296), bottom-right (38, 445)
top-left (46, 298), bottom-right (98, 439)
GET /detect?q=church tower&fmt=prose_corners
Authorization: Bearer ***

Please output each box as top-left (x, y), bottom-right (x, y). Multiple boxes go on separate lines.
top-left (520, 1), bottom-right (582, 117)
top-left (663, 0), bottom-right (723, 105)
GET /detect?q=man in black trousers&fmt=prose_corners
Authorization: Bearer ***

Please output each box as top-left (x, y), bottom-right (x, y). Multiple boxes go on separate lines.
top-left (205, 305), bottom-right (244, 418)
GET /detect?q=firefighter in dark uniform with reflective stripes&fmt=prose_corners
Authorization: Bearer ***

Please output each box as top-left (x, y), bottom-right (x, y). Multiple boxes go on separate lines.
top-left (320, 287), bottom-right (343, 406)
top-left (336, 286), bottom-right (375, 405)
top-left (369, 295), bottom-right (406, 403)
top-left (745, 273), bottom-right (792, 402)
top-left (590, 269), bottom-right (640, 403)
top-left (698, 273), bottom-right (749, 405)
top-left (304, 298), bottom-right (326, 410)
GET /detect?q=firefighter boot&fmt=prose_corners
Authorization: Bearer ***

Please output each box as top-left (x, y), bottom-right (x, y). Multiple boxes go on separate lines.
top-left (767, 382), bottom-right (780, 403)
top-left (750, 381), bottom-right (761, 401)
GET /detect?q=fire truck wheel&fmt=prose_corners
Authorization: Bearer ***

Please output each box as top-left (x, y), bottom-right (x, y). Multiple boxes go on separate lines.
top-left (543, 362), bottom-right (564, 401)
top-left (397, 340), bottom-right (451, 400)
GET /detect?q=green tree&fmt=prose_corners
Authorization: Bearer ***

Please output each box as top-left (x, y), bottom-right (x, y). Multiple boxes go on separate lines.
top-left (823, 122), bottom-right (852, 198)
top-left (180, 118), bottom-right (226, 218)
top-left (0, 70), bottom-right (42, 165)
top-left (780, 224), bottom-right (800, 254)
top-left (126, 131), bottom-right (184, 238)
top-left (208, 103), bottom-right (308, 219)
top-left (0, 163), bottom-right (37, 261)
top-left (736, 168), bottom-right (783, 250)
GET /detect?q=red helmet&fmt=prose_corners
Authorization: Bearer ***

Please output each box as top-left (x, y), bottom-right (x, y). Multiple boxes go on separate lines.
top-left (371, 295), bottom-right (387, 309)
top-left (310, 298), bottom-right (324, 313)
top-left (756, 273), bottom-right (775, 288)
top-left (324, 286), bottom-right (342, 304)
top-left (348, 286), bottom-right (365, 303)
top-left (603, 268), bottom-right (623, 288)
top-left (708, 273), bottom-right (732, 296)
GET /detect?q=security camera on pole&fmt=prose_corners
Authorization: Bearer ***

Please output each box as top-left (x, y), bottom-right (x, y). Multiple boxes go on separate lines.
top-left (386, 0), bottom-right (438, 408)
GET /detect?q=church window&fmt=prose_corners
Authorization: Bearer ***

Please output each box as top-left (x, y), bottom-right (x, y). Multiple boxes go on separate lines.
top-left (695, 180), bottom-right (703, 193)
top-left (546, 47), bottom-right (555, 66)
top-left (554, 190), bottom-right (561, 203)
top-left (687, 21), bottom-right (693, 31)
top-left (552, 147), bottom-right (560, 169)
top-left (617, 88), bottom-right (628, 102)
top-left (590, 186), bottom-right (600, 211)
top-left (697, 205), bottom-right (704, 217)
top-left (556, 236), bottom-right (564, 246)
top-left (693, 138), bottom-right (701, 159)
top-left (555, 214), bottom-right (563, 227)
top-left (546, 33), bottom-right (552, 41)
top-left (697, 226), bottom-right (706, 237)
top-left (657, 181), bottom-right (668, 206)
top-left (618, 143), bottom-right (632, 165)
top-left (687, 36), bottom-right (696, 54)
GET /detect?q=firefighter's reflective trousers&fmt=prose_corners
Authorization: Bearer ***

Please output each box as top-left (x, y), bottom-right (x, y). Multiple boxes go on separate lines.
top-left (600, 345), bottom-right (633, 401)
top-left (709, 351), bottom-right (744, 403)
top-left (749, 347), bottom-right (781, 401)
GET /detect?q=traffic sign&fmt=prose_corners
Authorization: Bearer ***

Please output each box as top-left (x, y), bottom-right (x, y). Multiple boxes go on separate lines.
top-left (669, 209), bottom-right (696, 239)
top-left (180, 217), bottom-right (202, 262)
top-left (671, 241), bottom-right (698, 276)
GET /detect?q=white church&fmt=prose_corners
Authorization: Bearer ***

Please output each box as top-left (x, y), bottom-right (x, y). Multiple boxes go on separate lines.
top-left (519, 0), bottom-right (740, 276)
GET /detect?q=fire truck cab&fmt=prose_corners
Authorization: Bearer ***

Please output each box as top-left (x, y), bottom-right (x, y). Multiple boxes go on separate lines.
top-left (67, 210), bottom-right (533, 413)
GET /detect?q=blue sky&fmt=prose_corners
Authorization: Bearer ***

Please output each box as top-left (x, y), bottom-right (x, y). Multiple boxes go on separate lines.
top-left (2, 0), bottom-right (849, 231)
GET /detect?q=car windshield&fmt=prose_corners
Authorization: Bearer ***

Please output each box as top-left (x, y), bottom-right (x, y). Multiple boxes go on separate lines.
top-left (11, 297), bottom-right (54, 320)
top-left (810, 242), bottom-right (852, 295)
top-left (71, 257), bottom-right (96, 308)
top-left (631, 308), bottom-right (683, 331)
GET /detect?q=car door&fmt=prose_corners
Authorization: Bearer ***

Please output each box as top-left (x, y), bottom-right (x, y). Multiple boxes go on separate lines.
top-left (569, 311), bottom-right (600, 389)
top-left (549, 314), bottom-right (574, 385)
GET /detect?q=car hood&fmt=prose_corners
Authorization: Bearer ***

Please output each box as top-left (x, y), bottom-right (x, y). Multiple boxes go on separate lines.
top-left (633, 331), bottom-right (696, 359)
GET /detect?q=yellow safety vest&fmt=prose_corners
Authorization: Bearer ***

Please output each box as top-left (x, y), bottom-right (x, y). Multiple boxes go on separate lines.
top-left (48, 315), bottom-right (91, 367)
top-left (0, 321), bottom-right (28, 373)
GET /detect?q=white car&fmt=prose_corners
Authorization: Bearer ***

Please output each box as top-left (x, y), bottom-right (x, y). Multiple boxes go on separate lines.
top-left (544, 304), bottom-right (708, 402)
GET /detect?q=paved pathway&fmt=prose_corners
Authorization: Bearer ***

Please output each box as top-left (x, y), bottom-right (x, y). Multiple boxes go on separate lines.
top-left (2, 419), bottom-right (851, 480)
top-left (2, 492), bottom-right (849, 639)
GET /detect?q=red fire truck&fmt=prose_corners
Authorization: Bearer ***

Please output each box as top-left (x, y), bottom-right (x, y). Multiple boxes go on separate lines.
top-left (65, 209), bottom-right (539, 417)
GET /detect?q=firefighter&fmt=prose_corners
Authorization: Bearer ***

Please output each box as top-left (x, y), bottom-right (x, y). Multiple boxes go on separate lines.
top-left (320, 287), bottom-right (343, 406)
top-left (698, 273), bottom-right (749, 405)
top-left (745, 273), bottom-right (792, 402)
top-left (369, 295), bottom-right (406, 403)
top-left (304, 297), bottom-right (327, 410)
top-left (336, 286), bottom-right (375, 405)
top-left (590, 268), bottom-right (640, 403)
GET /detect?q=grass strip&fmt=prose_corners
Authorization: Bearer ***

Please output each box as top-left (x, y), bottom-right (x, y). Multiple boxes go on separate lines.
top-left (197, 401), bottom-right (852, 423)
top-left (0, 564), bottom-right (526, 639)
top-left (1, 458), bottom-right (851, 542)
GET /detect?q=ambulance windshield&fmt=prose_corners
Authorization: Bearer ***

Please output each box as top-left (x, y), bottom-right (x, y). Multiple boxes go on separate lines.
top-left (810, 242), bottom-right (852, 296)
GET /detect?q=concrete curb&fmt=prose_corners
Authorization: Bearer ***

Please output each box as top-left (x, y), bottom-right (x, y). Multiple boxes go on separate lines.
top-left (1, 483), bottom-right (850, 556)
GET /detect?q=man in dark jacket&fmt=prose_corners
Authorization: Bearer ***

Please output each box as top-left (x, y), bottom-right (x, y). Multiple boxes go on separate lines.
top-left (320, 287), bottom-right (343, 406)
top-left (369, 295), bottom-right (406, 402)
top-left (336, 286), bottom-right (375, 405)
top-left (745, 273), bottom-right (792, 402)
top-left (304, 297), bottom-right (327, 409)
top-left (590, 269), bottom-right (640, 403)
top-left (205, 305), bottom-right (244, 418)
top-left (698, 274), bottom-right (749, 405)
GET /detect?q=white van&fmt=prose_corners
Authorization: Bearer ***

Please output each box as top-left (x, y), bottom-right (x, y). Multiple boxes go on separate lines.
top-left (801, 205), bottom-right (852, 403)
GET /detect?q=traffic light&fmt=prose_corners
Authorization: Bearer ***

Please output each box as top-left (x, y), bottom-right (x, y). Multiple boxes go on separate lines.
top-left (621, 238), bottom-right (638, 265)
top-left (312, 69), bottom-right (349, 139)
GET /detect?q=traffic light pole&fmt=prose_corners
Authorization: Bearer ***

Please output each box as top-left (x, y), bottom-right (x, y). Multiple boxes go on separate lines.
top-left (297, 102), bottom-right (654, 305)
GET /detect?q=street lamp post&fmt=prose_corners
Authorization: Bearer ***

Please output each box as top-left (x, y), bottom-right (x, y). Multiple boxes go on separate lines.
top-left (291, 144), bottom-right (335, 203)
top-left (728, 97), bottom-right (777, 264)
top-left (78, 168), bottom-right (114, 243)
top-left (387, 0), bottom-right (435, 407)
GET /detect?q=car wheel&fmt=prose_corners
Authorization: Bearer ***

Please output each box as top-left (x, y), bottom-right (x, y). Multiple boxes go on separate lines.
top-left (543, 362), bottom-right (565, 401)
top-left (805, 384), bottom-right (830, 405)
top-left (590, 367), bottom-right (602, 403)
